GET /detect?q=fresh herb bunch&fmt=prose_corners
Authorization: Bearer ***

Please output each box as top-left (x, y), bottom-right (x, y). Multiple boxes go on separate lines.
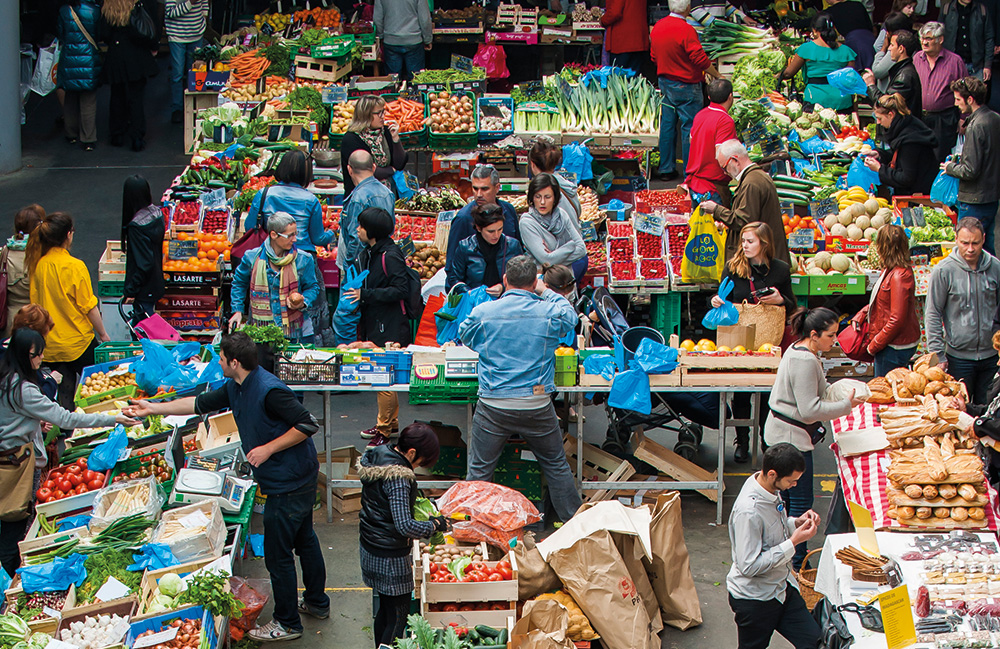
top-left (79, 549), bottom-right (142, 603)
top-left (259, 42), bottom-right (291, 77)
top-left (179, 570), bottom-right (244, 617)
top-left (297, 28), bottom-right (327, 46)
top-left (239, 323), bottom-right (288, 353)
top-left (287, 87), bottom-right (328, 129)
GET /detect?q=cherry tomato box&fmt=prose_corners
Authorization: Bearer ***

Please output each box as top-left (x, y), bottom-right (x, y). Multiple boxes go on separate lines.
top-left (35, 459), bottom-right (111, 519)
top-left (420, 553), bottom-right (518, 627)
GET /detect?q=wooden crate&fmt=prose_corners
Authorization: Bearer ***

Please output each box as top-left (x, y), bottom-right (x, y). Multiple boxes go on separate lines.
top-left (134, 557), bottom-right (221, 620)
top-left (294, 55), bottom-right (352, 82)
top-left (678, 347), bottom-right (781, 370)
top-left (59, 596), bottom-right (137, 636)
top-left (563, 435), bottom-right (635, 503)
top-left (331, 493), bottom-right (361, 513)
top-left (631, 430), bottom-right (721, 502)
top-left (421, 606), bottom-right (515, 630)
top-left (4, 582), bottom-right (77, 634)
top-left (19, 520), bottom-right (88, 564)
top-left (99, 240), bottom-right (126, 282)
top-left (680, 369), bottom-right (777, 387)
top-left (577, 369), bottom-right (679, 388)
top-left (420, 553), bottom-right (518, 603)
top-left (412, 540), bottom-right (489, 591)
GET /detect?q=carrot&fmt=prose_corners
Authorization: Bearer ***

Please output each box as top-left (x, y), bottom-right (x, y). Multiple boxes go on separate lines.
top-left (384, 98), bottom-right (426, 133)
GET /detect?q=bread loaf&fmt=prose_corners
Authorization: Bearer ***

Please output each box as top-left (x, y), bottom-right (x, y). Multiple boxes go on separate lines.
top-left (916, 507), bottom-right (933, 519)
top-left (867, 377), bottom-right (894, 404)
top-left (959, 484), bottom-right (978, 501)
top-left (905, 484), bottom-right (924, 499)
top-left (886, 368), bottom-right (910, 383)
top-left (938, 484), bottom-right (958, 499)
top-left (923, 485), bottom-right (939, 499)
top-left (952, 507), bottom-right (969, 521)
top-left (934, 507), bottom-right (951, 518)
top-left (969, 507), bottom-right (986, 521)
top-left (898, 506), bottom-right (915, 519)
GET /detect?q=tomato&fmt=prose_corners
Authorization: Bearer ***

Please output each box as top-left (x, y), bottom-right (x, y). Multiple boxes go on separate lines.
top-left (497, 565), bottom-right (513, 580)
top-left (87, 479), bottom-right (103, 490)
top-left (36, 487), bottom-right (52, 502)
top-left (470, 562), bottom-right (487, 573)
top-left (66, 465), bottom-right (82, 475)
top-left (43, 480), bottom-right (55, 490)
top-left (48, 471), bottom-right (62, 480)
top-left (429, 563), bottom-right (438, 574)
top-left (67, 473), bottom-right (82, 487)
top-left (91, 475), bottom-right (105, 488)
top-left (83, 470), bottom-right (98, 481)
top-left (491, 602), bottom-right (508, 610)
top-left (442, 604), bottom-right (459, 612)
top-left (76, 458), bottom-right (88, 469)
top-left (488, 573), bottom-right (503, 581)
top-left (74, 485), bottom-right (87, 495)
top-left (58, 479), bottom-right (72, 493)
top-left (497, 560), bottom-right (511, 572)
top-left (459, 604), bottom-right (474, 612)
top-left (52, 490), bottom-right (65, 500)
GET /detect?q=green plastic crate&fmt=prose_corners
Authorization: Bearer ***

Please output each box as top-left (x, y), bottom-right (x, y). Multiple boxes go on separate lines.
top-left (432, 444), bottom-right (467, 478)
top-left (98, 280), bottom-right (125, 297)
top-left (408, 365), bottom-right (478, 404)
top-left (494, 468), bottom-right (543, 501)
top-left (554, 353), bottom-right (577, 372)
top-left (499, 444), bottom-right (542, 474)
top-left (380, 93), bottom-right (427, 148)
top-left (223, 484), bottom-right (255, 548)
top-left (555, 369), bottom-right (577, 387)
top-left (651, 292), bottom-right (681, 338)
top-left (109, 450), bottom-right (176, 497)
top-left (427, 91), bottom-right (478, 150)
top-left (311, 35), bottom-right (355, 60)
top-left (94, 342), bottom-right (144, 364)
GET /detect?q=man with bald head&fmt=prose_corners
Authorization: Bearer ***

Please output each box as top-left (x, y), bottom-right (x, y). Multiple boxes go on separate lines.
top-left (334, 149), bottom-right (396, 345)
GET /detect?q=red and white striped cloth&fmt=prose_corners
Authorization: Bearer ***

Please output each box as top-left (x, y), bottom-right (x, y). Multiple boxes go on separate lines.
top-left (830, 404), bottom-right (1000, 531)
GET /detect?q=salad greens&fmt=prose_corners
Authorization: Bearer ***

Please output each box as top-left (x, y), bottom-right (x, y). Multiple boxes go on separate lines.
top-left (732, 49), bottom-right (786, 99)
top-left (731, 99), bottom-right (770, 132)
top-left (414, 497), bottom-right (444, 545)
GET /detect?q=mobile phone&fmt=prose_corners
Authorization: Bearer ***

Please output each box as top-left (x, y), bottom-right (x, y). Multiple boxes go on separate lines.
top-left (752, 286), bottom-right (777, 299)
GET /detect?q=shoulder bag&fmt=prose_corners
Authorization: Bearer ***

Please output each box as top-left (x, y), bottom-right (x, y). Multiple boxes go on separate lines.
top-left (0, 246), bottom-right (8, 333)
top-left (129, 1), bottom-right (158, 46)
top-left (69, 7), bottom-right (99, 51)
top-left (232, 187), bottom-right (272, 264)
top-left (0, 444), bottom-right (36, 522)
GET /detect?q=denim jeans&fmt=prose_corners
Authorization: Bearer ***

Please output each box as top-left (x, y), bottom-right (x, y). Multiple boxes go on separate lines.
top-left (467, 401), bottom-right (582, 522)
top-left (657, 77), bottom-right (703, 174)
top-left (947, 354), bottom-right (999, 406)
top-left (958, 200), bottom-right (999, 257)
top-left (874, 345), bottom-right (916, 379)
top-left (781, 450), bottom-right (813, 570)
top-left (262, 484), bottom-right (329, 631)
top-left (169, 40), bottom-right (203, 112)
top-left (382, 43), bottom-right (426, 82)
top-left (333, 284), bottom-right (361, 346)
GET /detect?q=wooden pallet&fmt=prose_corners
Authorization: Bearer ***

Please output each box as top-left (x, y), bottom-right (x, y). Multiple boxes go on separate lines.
top-left (294, 55), bottom-right (352, 82)
top-left (631, 430), bottom-right (721, 502)
top-left (563, 435), bottom-right (635, 502)
top-left (680, 369), bottom-right (777, 387)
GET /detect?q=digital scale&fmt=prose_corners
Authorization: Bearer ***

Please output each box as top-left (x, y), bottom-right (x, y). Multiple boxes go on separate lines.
top-left (444, 347), bottom-right (479, 379)
top-left (170, 468), bottom-right (253, 514)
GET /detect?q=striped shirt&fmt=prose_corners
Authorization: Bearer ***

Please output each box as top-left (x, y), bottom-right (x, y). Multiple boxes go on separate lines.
top-left (163, 0), bottom-right (208, 43)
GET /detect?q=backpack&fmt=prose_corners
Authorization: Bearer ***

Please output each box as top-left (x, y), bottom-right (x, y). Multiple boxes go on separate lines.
top-left (381, 251), bottom-right (423, 319)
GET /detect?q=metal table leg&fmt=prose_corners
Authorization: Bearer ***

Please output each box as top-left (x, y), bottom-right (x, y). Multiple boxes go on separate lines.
top-left (576, 392), bottom-right (585, 491)
top-left (325, 390), bottom-right (333, 523)
top-left (751, 391), bottom-right (760, 467)
top-left (717, 392), bottom-right (727, 525)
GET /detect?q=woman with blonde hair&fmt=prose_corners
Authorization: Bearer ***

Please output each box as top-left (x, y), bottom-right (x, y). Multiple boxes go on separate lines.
top-left (4, 205), bottom-right (45, 337)
top-left (852, 224), bottom-right (919, 377)
top-left (863, 93), bottom-right (939, 196)
top-left (340, 95), bottom-right (408, 198)
top-left (98, 0), bottom-right (158, 151)
top-left (711, 222), bottom-right (796, 463)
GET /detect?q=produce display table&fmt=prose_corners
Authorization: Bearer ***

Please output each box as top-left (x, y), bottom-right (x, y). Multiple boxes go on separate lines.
top-left (301, 383), bottom-right (770, 524)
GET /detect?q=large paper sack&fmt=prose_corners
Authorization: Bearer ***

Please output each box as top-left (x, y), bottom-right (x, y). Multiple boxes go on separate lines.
top-left (511, 599), bottom-right (576, 649)
top-left (547, 529), bottom-right (656, 649)
top-left (513, 532), bottom-right (561, 600)
top-left (613, 533), bottom-right (663, 642)
top-left (646, 492), bottom-right (702, 630)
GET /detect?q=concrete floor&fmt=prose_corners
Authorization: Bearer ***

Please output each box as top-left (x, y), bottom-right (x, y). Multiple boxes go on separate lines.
top-left (1, 59), bottom-right (842, 648)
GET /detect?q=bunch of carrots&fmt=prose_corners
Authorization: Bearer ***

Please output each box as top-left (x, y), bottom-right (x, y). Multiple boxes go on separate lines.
top-left (383, 98), bottom-right (426, 133)
top-left (229, 49), bottom-right (270, 87)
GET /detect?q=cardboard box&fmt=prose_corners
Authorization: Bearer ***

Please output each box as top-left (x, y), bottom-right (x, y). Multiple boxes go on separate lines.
top-left (717, 325), bottom-right (756, 350)
top-left (196, 412), bottom-right (241, 456)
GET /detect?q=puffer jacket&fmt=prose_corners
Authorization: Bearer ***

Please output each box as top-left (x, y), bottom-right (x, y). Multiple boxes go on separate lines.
top-left (877, 114), bottom-right (939, 196)
top-left (357, 445), bottom-right (418, 557)
top-left (858, 267), bottom-right (921, 354)
top-left (444, 233), bottom-right (524, 291)
top-left (57, 0), bottom-right (102, 92)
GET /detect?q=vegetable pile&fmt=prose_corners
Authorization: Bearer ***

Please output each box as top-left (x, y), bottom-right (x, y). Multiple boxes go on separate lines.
top-left (397, 615), bottom-right (508, 649)
top-left (396, 188), bottom-right (465, 212)
top-left (412, 68), bottom-right (486, 86)
top-left (78, 548), bottom-right (143, 604)
top-left (178, 570), bottom-right (244, 618)
top-left (13, 591), bottom-right (68, 622)
top-left (329, 101), bottom-right (355, 134)
top-left (549, 72), bottom-right (660, 134)
top-left (428, 93), bottom-right (476, 134)
top-left (112, 452), bottom-right (173, 486)
top-left (36, 460), bottom-right (106, 504)
top-left (60, 614), bottom-right (129, 649)
top-left (407, 245), bottom-right (445, 280)
top-left (134, 617), bottom-right (204, 649)
top-left (732, 49), bottom-right (787, 100)
top-left (535, 590), bottom-right (598, 641)
top-left (428, 556), bottom-right (513, 583)
top-left (384, 97), bottom-right (426, 133)
top-left (78, 369), bottom-right (135, 399)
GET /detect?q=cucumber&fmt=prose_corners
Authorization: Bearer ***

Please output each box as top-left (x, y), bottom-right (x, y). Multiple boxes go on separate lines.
top-left (475, 625), bottom-right (500, 639)
top-left (206, 180), bottom-right (235, 189)
top-left (467, 629), bottom-right (480, 643)
top-left (774, 174), bottom-right (821, 187)
top-left (498, 628), bottom-right (508, 644)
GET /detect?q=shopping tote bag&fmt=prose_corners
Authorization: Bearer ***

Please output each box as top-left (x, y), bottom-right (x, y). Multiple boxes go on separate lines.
top-left (680, 207), bottom-right (725, 283)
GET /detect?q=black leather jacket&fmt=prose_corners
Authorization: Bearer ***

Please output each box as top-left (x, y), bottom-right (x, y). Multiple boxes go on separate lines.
top-left (868, 59), bottom-right (922, 119)
top-left (358, 444), bottom-right (418, 557)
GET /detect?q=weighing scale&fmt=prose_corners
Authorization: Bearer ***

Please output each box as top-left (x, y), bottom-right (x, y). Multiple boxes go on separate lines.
top-left (170, 468), bottom-right (253, 514)
top-left (444, 347), bottom-right (479, 379)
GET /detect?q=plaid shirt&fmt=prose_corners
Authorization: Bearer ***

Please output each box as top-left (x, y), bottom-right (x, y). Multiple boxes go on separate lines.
top-left (360, 479), bottom-right (435, 596)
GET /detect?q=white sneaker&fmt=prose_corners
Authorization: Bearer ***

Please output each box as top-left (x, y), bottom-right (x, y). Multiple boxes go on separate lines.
top-left (249, 620), bottom-right (302, 642)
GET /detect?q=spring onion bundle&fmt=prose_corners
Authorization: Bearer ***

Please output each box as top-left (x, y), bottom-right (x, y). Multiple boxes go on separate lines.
top-left (548, 72), bottom-right (660, 134)
top-left (700, 19), bottom-right (778, 58)
top-left (513, 107), bottom-right (561, 132)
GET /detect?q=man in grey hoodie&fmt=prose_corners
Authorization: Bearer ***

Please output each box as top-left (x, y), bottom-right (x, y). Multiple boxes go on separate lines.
top-left (925, 217), bottom-right (1000, 404)
top-left (374, 0), bottom-right (432, 81)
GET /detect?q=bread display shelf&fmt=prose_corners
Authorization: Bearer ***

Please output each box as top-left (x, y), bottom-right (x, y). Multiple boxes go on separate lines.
top-left (893, 516), bottom-right (988, 530)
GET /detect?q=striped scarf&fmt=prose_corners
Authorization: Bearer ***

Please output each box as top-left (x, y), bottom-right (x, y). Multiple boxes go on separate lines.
top-left (248, 240), bottom-right (302, 336)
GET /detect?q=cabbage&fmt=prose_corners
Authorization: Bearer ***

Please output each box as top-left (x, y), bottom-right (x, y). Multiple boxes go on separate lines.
top-left (158, 573), bottom-right (184, 597)
top-left (786, 101), bottom-right (803, 120)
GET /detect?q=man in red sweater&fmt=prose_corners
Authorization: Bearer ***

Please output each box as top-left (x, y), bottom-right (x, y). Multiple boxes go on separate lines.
top-left (685, 79), bottom-right (737, 208)
top-left (650, 0), bottom-right (720, 180)
top-left (601, 0), bottom-right (650, 76)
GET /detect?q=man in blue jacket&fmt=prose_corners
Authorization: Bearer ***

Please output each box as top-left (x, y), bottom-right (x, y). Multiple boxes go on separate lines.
top-left (128, 332), bottom-right (328, 642)
top-left (458, 255), bottom-right (582, 523)
top-left (446, 165), bottom-right (521, 263)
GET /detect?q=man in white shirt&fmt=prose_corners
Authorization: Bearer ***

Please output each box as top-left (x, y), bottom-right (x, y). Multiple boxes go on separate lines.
top-left (727, 443), bottom-right (821, 649)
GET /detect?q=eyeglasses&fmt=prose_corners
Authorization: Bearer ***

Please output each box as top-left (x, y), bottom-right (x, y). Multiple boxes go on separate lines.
top-left (275, 232), bottom-right (297, 240)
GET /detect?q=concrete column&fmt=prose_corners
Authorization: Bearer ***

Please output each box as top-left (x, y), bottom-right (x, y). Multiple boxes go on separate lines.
top-left (0, 0), bottom-right (22, 175)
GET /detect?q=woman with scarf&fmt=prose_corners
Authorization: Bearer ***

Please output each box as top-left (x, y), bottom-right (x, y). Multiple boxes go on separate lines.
top-left (4, 206), bottom-right (45, 338)
top-left (520, 174), bottom-right (587, 280)
top-left (863, 93), bottom-right (939, 195)
top-left (340, 96), bottom-right (409, 198)
top-left (444, 203), bottom-right (524, 294)
top-left (229, 213), bottom-right (321, 344)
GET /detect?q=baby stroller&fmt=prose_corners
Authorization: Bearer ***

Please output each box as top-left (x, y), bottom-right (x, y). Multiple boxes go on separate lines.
top-left (578, 288), bottom-right (720, 461)
top-left (118, 297), bottom-right (181, 342)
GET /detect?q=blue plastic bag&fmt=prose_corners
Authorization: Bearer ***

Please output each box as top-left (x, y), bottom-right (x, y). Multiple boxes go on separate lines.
top-left (435, 285), bottom-right (494, 345)
top-left (582, 354), bottom-right (616, 381)
top-left (171, 342), bottom-right (202, 364)
top-left (608, 369), bottom-right (651, 415)
top-left (799, 135), bottom-right (835, 155)
top-left (634, 338), bottom-right (679, 374)
top-left (18, 554), bottom-right (87, 592)
top-left (846, 154), bottom-right (881, 191)
top-left (59, 515), bottom-right (91, 532)
top-left (930, 165), bottom-right (959, 206)
top-left (827, 68), bottom-right (868, 97)
top-left (561, 143), bottom-right (593, 182)
top-left (132, 339), bottom-right (201, 395)
top-left (248, 534), bottom-right (265, 557)
top-left (87, 425), bottom-right (128, 472)
top-left (128, 544), bottom-right (180, 571)
top-left (702, 277), bottom-right (739, 330)
top-left (334, 266), bottom-right (371, 317)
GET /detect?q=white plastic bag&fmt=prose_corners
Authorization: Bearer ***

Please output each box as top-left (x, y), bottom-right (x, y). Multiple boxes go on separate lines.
top-left (29, 40), bottom-right (59, 97)
top-left (824, 378), bottom-right (870, 403)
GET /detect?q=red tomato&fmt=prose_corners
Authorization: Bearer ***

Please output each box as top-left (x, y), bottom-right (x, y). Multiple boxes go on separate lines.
top-left (459, 604), bottom-right (474, 612)
top-left (66, 465), bottom-right (82, 475)
top-left (442, 604), bottom-right (459, 612)
top-left (92, 475), bottom-right (105, 488)
top-left (43, 480), bottom-right (55, 490)
top-left (488, 573), bottom-right (503, 581)
top-left (74, 485), bottom-right (87, 495)
top-left (83, 470), bottom-right (98, 481)
top-left (497, 565), bottom-right (513, 580)
top-left (58, 479), bottom-right (72, 492)
top-left (36, 487), bottom-right (52, 502)
top-left (470, 562), bottom-right (487, 573)
top-left (52, 490), bottom-right (65, 500)
top-left (67, 473), bottom-right (82, 487)
top-left (491, 602), bottom-right (508, 610)
top-left (76, 458), bottom-right (88, 469)
top-left (48, 471), bottom-right (62, 480)
top-left (87, 479), bottom-right (103, 490)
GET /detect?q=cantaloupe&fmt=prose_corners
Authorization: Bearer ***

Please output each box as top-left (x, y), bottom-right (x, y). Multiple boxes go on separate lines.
top-left (813, 251), bottom-right (833, 270)
top-left (864, 227), bottom-right (878, 240)
top-left (808, 267), bottom-right (826, 276)
top-left (856, 215), bottom-right (871, 230)
top-left (838, 209), bottom-right (854, 226)
top-left (831, 223), bottom-right (849, 237)
top-left (831, 253), bottom-right (851, 273)
top-left (824, 214), bottom-right (839, 229)
top-left (847, 225), bottom-right (864, 240)
top-left (850, 202), bottom-right (868, 218)
top-left (865, 198), bottom-right (880, 215)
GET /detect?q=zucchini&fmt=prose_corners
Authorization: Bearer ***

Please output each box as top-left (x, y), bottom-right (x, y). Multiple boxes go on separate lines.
top-left (206, 180), bottom-right (235, 189)
top-left (498, 628), bottom-right (508, 644)
top-left (467, 628), bottom-right (480, 643)
top-left (475, 625), bottom-right (500, 639)
top-left (774, 174), bottom-right (821, 187)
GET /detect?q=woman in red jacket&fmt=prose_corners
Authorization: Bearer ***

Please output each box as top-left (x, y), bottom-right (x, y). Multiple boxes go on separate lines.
top-left (601, 0), bottom-right (650, 75)
top-left (856, 224), bottom-right (920, 376)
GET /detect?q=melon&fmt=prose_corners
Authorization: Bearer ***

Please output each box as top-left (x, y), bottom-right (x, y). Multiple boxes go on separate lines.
top-left (813, 251), bottom-right (833, 270)
top-left (824, 213), bottom-right (839, 229)
top-left (847, 225), bottom-right (864, 240)
top-left (838, 209), bottom-right (854, 226)
top-left (830, 253), bottom-right (851, 273)
top-left (831, 223), bottom-right (849, 237)
top-left (856, 215), bottom-right (871, 230)
top-left (864, 227), bottom-right (878, 240)
top-left (808, 267), bottom-right (826, 276)
top-left (850, 202), bottom-right (868, 218)
top-left (865, 198), bottom-right (881, 215)
top-left (870, 214), bottom-right (886, 229)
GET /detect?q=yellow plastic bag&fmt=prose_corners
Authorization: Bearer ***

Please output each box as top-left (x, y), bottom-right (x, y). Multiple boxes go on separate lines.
top-left (680, 207), bottom-right (725, 283)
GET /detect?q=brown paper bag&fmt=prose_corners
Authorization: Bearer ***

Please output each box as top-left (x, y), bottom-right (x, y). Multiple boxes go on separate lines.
top-left (513, 532), bottom-right (562, 600)
top-left (646, 492), bottom-right (703, 630)
top-left (511, 600), bottom-right (576, 649)
top-left (717, 324), bottom-right (756, 350)
top-left (548, 529), bottom-right (656, 649)
top-left (613, 533), bottom-right (663, 643)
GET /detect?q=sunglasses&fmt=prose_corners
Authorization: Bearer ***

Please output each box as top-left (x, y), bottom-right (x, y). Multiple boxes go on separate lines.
top-left (30, 351), bottom-right (43, 359)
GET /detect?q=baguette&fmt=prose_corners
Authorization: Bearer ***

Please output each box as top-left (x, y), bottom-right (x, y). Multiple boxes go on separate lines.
top-left (923, 437), bottom-right (949, 481)
top-left (938, 484), bottom-right (958, 499)
top-left (959, 484), bottom-right (979, 501)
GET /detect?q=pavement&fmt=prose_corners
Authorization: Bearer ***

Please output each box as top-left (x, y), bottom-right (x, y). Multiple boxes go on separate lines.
top-left (2, 59), bottom-right (840, 649)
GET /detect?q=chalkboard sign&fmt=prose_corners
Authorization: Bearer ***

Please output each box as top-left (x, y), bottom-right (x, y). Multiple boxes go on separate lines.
top-left (809, 197), bottom-right (837, 218)
top-left (788, 228), bottom-right (816, 250)
top-left (322, 85), bottom-right (349, 104)
top-left (557, 75), bottom-right (572, 98)
top-left (522, 80), bottom-right (543, 94)
top-left (398, 235), bottom-right (416, 258)
top-left (168, 240), bottom-right (200, 261)
top-left (634, 212), bottom-right (665, 237)
top-left (741, 123), bottom-right (767, 146)
top-left (581, 220), bottom-right (599, 242)
top-left (438, 209), bottom-right (458, 224)
top-left (761, 133), bottom-right (784, 157)
top-left (398, 87), bottom-right (423, 102)
top-left (450, 54), bottom-right (474, 73)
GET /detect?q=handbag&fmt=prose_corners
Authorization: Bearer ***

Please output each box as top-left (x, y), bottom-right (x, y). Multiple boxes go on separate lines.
top-left (735, 301), bottom-right (786, 348)
top-left (0, 247), bottom-right (9, 333)
top-left (232, 187), bottom-right (272, 264)
top-left (838, 313), bottom-right (872, 362)
top-left (0, 444), bottom-right (36, 522)
top-left (813, 598), bottom-right (855, 649)
top-left (772, 409), bottom-right (828, 446)
top-left (129, 2), bottom-right (158, 47)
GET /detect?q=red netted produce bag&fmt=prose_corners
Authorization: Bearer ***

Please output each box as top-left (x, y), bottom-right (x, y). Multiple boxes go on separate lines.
top-left (451, 520), bottom-right (525, 549)
top-left (437, 481), bottom-right (541, 531)
top-left (229, 576), bottom-right (270, 641)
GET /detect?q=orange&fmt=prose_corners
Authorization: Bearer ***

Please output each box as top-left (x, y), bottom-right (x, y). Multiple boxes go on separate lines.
top-left (223, 250), bottom-right (231, 261)
top-left (197, 251), bottom-right (207, 259)
top-left (188, 257), bottom-right (198, 264)
top-left (207, 249), bottom-right (219, 260)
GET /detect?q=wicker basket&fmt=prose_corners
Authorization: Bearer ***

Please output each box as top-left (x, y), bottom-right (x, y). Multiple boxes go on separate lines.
top-left (735, 301), bottom-right (786, 348)
top-left (795, 548), bottom-right (824, 611)
top-left (852, 564), bottom-right (890, 584)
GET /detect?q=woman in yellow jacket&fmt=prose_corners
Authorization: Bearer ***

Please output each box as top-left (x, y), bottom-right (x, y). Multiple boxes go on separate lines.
top-left (27, 212), bottom-right (111, 409)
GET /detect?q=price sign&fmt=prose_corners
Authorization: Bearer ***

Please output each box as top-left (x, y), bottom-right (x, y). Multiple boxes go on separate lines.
top-left (558, 75), bottom-right (573, 98)
top-left (847, 500), bottom-right (880, 557)
top-left (450, 54), bottom-right (474, 73)
top-left (168, 240), bottom-right (200, 261)
top-left (741, 123), bottom-right (767, 146)
top-left (581, 220), bottom-right (599, 242)
top-left (398, 235), bottom-right (416, 258)
top-left (322, 85), bottom-right (349, 104)
top-left (761, 134), bottom-right (784, 157)
top-left (398, 87), bottom-right (423, 102)
top-left (522, 80), bottom-right (543, 95)
top-left (787, 228), bottom-right (816, 250)
top-left (634, 212), bottom-right (665, 237)
top-left (879, 585), bottom-right (917, 649)
top-left (809, 197), bottom-right (837, 219)
top-left (437, 209), bottom-right (458, 224)
top-left (202, 187), bottom-right (227, 210)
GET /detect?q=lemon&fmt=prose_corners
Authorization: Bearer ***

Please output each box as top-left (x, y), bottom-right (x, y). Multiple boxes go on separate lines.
top-left (716, 345), bottom-right (731, 353)
top-left (697, 339), bottom-right (717, 352)
top-left (680, 339), bottom-right (696, 351)
top-left (758, 343), bottom-right (774, 353)
top-left (733, 345), bottom-right (747, 354)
